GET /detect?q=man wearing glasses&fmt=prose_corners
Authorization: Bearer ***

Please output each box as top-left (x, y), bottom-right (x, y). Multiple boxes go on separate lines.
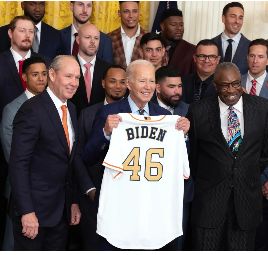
top-left (187, 62), bottom-right (268, 250)
top-left (182, 39), bottom-right (220, 104)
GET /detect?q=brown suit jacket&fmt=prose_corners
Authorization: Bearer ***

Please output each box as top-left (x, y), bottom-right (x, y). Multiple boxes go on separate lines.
top-left (108, 26), bottom-right (146, 69)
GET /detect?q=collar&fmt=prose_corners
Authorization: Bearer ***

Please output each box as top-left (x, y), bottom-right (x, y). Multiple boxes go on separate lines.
top-left (77, 53), bottom-right (96, 67)
top-left (248, 70), bottom-right (267, 84)
top-left (35, 21), bottom-right (42, 32)
top-left (127, 95), bottom-right (149, 115)
top-left (221, 32), bottom-right (241, 44)
top-left (71, 24), bottom-right (78, 36)
top-left (157, 97), bottom-right (174, 114)
top-left (120, 24), bottom-right (140, 38)
top-left (47, 86), bottom-right (68, 106)
top-left (218, 95), bottom-right (243, 115)
top-left (24, 89), bottom-right (36, 99)
top-left (10, 47), bottom-right (31, 62)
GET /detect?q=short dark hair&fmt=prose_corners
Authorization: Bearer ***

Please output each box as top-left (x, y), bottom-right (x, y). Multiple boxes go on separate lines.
top-left (119, 1), bottom-right (139, 6)
top-left (248, 39), bottom-right (268, 57)
top-left (222, 2), bottom-right (244, 16)
top-left (102, 64), bottom-right (126, 80)
top-left (155, 66), bottom-right (181, 84)
top-left (160, 8), bottom-right (183, 23)
top-left (22, 56), bottom-right (47, 73)
top-left (196, 39), bottom-right (220, 55)
top-left (140, 33), bottom-right (167, 48)
top-left (9, 15), bottom-right (34, 31)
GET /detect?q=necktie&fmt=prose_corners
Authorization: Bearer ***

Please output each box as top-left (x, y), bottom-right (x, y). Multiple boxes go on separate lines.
top-left (224, 39), bottom-right (233, 62)
top-left (61, 105), bottom-right (70, 149)
top-left (84, 62), bottom-right (92, 102)
top-left (250, 79), bottom-right (257, 95)
top-left (227, 106), bottom-right (242, 157)
top-left (72, 33), bottom-right (79, 56)
top-left (18, 60), bottom-right (27, 90)
top-left (138, 109), bottom-right (145, 115)
top-left (32, 26), bottom-right (39, 53)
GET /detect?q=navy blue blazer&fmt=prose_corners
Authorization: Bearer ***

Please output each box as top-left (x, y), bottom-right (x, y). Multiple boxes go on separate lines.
top-left (60, 25), bottom-right (113, 64)
top-left (0, 22), bottom-right (62, 60)
top-left (0, 50), bottom-right (40, 119)
top-left (9, 90), bottom-right (78, 227)
top-left (212, 33), bottom-right (250, 75)
top-left (82, 98), bottom-right (170, 165)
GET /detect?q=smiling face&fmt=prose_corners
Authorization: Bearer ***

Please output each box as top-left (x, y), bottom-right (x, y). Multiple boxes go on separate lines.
top-left (119, 1), bottom-right (139, 30)
top-left (214, 67), bottom-right (243, 106)
top-left (127, 63), bottom-right (156, 109)
top-left (48, 57), bottom-right (80, 102)
top-left (222, 7), bottom-right (244, 37)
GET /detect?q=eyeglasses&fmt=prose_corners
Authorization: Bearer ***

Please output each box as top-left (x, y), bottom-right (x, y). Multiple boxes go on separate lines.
top-left (195, 54), bottom-right (219, 61)
top-left (215, 80), bottom-right (241, 91)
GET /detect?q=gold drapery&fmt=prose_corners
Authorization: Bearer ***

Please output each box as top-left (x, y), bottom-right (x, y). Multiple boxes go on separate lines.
top-left (0, 1), bottom-right (150, 32)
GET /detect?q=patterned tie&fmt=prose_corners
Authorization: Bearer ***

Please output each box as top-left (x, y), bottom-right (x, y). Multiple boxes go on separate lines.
top-left (72, 33), bottom-right (79, 56)
top-left (84, 62), bottom-right (92, 102)
top-left (138, 109), bottom-right (145, 115)
top-left (18, 59), bottom-right (27, 90)
top-left (249, 79), bottom-right (257, 95)
top-left (61, 105), bottom-right (70, 150)
top-left (227, 106), bottom-right (242, 157)
top-left (32, 26), bottom-right (39, 53)
top-left (224, 39), bottom-right (233, 62)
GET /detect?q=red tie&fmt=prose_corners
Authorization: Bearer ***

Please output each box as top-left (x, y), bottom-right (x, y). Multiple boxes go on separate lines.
top-left (84, 63), bottom-right (92, 102)
top-left (250, 79), bottom-right (257, 95)
top-left (72, 33), bottom-right (79, 56)
top-left (18, 60), bottom-right (27, 90)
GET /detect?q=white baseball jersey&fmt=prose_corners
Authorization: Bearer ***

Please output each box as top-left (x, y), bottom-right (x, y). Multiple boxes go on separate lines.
top-left (97, 113), bottom-right (190, 250)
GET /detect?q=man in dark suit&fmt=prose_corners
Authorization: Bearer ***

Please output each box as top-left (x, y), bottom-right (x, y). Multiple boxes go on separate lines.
top-left (74, 65), bottom-right (127, 250)
top-left (159, 8), bottom-right (195, 76)
top-left (60, 1), bottom-right (113, 64)
top-left (182, 39), bottom-right (220, 104)
top-left (0, 1), bottom-right (62, 60)
top-left (9, 55), bottom-right (82, 250)
top-left (187, 62), bottom-right (268, 250)
top-left (154, 66), bottom-right (193, 250)
top-left (72, 23), bottom-right (111, 115)
top-left (82, 60), bottom-right (190, 250)
top-left (108, 1), bottom-right (146, 69)
top-left (212, 2), bottom-right (250, 74)
top-left (0, 56), bottom-right (47, 251)
top-left (241, 38), bottom-right (268, 250)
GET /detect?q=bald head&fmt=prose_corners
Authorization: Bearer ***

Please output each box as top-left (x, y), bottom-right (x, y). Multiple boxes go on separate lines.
top-left (77, 23), bottom-right (100, 61)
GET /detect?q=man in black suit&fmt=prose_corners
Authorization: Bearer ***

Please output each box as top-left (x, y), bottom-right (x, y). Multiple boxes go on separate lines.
top-left (212, 2), bottom-right (250, 74)
top-left (182, 39), bottom-right (220, 104)
top-left (60, 1), bottom-right (113, 64)
top-left (74, 65), bottom-right (127, 250)
top-left (187, 62), bottom-right (268, 250)
top-left (9, 55), bottom-right (82, 250)
top-left (72, 23), bottom-right (111, 115)
top-left (0, 1), bottom-right (62, 60)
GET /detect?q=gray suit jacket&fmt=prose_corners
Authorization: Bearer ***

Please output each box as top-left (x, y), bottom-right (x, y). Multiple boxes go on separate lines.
top-left (212, 33), bottom-right (250, 75)
top-left (242, 72), bottom-right (268, 185)
top-left (0, 92), bottom-right (28, 162)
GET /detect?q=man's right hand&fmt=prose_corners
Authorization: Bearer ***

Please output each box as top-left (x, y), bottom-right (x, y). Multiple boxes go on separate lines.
top-left (21, 212), bottom-right (39, 239)
top-left (104, 114), bottom-right (122, 136)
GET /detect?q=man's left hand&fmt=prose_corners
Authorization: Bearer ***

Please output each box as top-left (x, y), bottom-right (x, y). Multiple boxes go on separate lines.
top-left (176, 116), bottom-right (190, 135)
top-left (70, 203), bottom-right (81, 225)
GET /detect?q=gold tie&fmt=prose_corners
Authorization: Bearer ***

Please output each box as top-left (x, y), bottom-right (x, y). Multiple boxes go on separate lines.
top-left (61, 105), bottom-right (70, 149)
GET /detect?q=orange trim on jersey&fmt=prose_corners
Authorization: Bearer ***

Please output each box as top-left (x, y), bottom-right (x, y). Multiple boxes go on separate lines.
top-left (128, 113), bottom-right (166, 122)
top-left (113, 172), bottom-right (122, 179)
top-left (103, 161), bottom-right (123, 172)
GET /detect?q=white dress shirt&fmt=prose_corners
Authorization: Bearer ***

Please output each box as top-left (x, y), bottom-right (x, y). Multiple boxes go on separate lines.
top-left (157, 97), bottom-right (174, 114)
top-left (221, 32), bottom-right (241, 61)
top-left (24, 89), bottom-right (35, 99)
top-left (77, 54), bottom-right (96, 88)
top-left (47, 87), bottom-right (75, 151)
top-left (121, 25), bottom-right (141, 66)
top-left (219, 96), bottom-right (244, 141)
top-left (245, 71), bottom-right (267, 96)
top-left (10, 48), bottom-right (31, 71)
top-left (35, 21), bottom-right (42, 43)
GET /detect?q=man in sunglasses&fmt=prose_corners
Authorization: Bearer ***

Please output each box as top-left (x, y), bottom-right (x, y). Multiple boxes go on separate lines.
top-left (187, 62), bottom-right (268, 250)
top-left (182, 39), bottom-right (220, 104)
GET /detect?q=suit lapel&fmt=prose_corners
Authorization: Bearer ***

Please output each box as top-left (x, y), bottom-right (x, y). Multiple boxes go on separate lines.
top-left (67, 101), bottom-right (78, 158)
top-left (259, 74), bottom-right (268, 98)
top-left (6, 50), bottom-right (22, 90)
top-left (64, 26), bottom-right (72, 54)
top-left (40, 91), bottom-right (70, 155)
top-left (232, 34), bottom-right (245, 64)
top-left (115, 28), bottom-right (127, 68)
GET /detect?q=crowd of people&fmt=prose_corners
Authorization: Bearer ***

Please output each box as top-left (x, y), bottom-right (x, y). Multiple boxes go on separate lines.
top-left (0, 0), bottom-right (268, 251)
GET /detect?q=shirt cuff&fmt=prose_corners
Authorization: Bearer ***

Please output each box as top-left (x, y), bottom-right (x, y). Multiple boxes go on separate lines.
top-left (103, 128), bottom-right (111, 141)
top-left (85, 187), bottom-right (96, 195)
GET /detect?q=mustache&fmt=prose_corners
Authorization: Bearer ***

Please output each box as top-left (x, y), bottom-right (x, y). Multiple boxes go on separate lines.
top-left (22, 39), bottom-right (32, 43)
